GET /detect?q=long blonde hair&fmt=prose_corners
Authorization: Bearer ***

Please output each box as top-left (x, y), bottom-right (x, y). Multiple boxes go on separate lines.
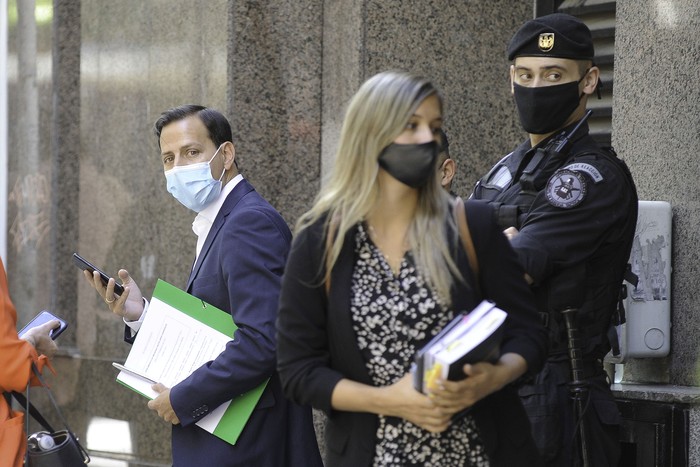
top-left (296, 71), bottom-right (462, 304)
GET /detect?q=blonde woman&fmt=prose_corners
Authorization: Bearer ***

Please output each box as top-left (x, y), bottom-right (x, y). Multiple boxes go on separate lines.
top-left (276, 71), bottom-right (547, 466)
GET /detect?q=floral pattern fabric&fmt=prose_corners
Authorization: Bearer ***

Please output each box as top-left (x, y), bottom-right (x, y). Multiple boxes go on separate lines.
top-left (350, 223), bottom-right (489, 467)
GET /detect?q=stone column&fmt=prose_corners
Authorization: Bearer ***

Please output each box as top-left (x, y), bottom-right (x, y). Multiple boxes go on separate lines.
top-left (49, 0), bottom-right (81, 347)
top-left (613, 1), bottom-right (700, 462)
top-left (613, 0), bottom-right (700, 387)
top-left (320, 0), bottom-right (530, 197)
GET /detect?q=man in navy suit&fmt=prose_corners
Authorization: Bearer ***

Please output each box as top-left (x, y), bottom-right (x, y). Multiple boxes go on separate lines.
top-left (86, 105), bottom-right (322, 466)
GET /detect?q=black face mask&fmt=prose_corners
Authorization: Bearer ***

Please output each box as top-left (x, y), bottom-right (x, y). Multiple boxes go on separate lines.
top-left (513, 78), bottom-right (585, 134)
top-left (378, 141), bottom-right (439, 188)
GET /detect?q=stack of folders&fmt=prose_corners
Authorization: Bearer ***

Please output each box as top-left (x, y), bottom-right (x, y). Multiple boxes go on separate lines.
top-left (412, 300), bottom-right (508, 394)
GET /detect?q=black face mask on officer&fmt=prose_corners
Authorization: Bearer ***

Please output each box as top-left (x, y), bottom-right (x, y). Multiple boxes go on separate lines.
top-left (378, 141), bottom-right (439, 188)
top-left (513, 72), bottom-right (587, 135)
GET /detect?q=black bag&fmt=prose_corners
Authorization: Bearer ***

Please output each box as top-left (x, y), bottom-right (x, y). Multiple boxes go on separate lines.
top-left (12, 363), bottom-right (90, 466)
top-left (26, 430), bottom-right (87, 467)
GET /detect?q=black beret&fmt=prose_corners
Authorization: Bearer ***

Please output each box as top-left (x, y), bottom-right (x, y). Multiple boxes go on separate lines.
top-left (507, 13), bottom-right (594, 61)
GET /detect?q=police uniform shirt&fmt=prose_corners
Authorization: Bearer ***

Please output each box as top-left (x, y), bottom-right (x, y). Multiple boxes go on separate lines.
top-left (472, 123), bottom-right (638, 356)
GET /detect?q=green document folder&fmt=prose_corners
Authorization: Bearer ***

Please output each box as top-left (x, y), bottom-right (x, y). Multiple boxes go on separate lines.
top-left (116, 279), bottom-right (268, 446)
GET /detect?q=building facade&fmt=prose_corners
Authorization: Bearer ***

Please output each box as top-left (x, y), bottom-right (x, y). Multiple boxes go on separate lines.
top-left (3, 0), bottom-right (699, 464)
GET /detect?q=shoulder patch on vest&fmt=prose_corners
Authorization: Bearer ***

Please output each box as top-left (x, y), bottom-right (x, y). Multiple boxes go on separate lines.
top-left (488, 165), bottom-right (512, 189)
top-left (562, 162), bottom-right (604, 184)
top-left (546, 169), bottom-right (587, 209)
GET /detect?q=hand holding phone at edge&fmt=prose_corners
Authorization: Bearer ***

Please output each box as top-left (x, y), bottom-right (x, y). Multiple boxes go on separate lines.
top-left (83, 269), bottom-right (144, 322)
top-left (21, 320), bottom-right (60, 358)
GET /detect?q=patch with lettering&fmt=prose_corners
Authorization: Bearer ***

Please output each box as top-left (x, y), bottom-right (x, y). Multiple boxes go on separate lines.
top-left (562, 163), bottom-right (604, 184)
top-left (546, 169), bottom-right (587, 208)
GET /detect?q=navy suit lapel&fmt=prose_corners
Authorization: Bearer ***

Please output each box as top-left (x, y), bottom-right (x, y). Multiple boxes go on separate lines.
top-left (186, 179), bottom-right (255, 292)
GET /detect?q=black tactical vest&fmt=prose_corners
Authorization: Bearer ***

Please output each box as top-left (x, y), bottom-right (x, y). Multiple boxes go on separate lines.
top-left (472, 129), bottom-right (638, 358)
top-left (473, 131), bottom-right (594, 231)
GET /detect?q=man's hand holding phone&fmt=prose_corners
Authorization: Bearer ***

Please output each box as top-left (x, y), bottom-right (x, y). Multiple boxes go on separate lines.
top-left (86, 268), bottom-right (145, 322)
top-left (74, 253), bottom-right (145, 322)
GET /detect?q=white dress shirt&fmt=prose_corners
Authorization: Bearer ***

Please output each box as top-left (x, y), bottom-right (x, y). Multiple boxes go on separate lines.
top-left (124, 174), bottom-right (244, 334)
top-left (192, 174), bottom-right (244, 266)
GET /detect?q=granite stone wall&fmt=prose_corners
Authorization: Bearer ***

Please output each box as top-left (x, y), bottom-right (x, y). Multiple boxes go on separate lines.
top-left (612, 1), bottom-right (700, 463)
top-left (6, 1), bottom-right (529, 464)
top-left (613, 0), bottom-right (700, 388)
top-left (14, 0), bottom-right (700, 463)
top-left (321, 0), bottom-right (530, 195)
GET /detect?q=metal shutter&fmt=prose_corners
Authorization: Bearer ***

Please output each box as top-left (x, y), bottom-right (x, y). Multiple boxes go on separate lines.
top-left (557, 1), bottom-right (617, 147)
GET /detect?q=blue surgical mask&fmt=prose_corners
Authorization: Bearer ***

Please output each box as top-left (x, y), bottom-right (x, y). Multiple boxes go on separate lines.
top-left (165, 144), bottom-right (226, 212)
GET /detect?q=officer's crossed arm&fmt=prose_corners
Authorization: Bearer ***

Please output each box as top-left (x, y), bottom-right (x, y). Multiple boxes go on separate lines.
top-left (503, 227), bottom-right (534, 285)
top-left (503, 226), bottom-right (519, 241)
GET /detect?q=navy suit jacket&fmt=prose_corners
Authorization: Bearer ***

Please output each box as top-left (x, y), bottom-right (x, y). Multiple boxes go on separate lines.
top-left (146, 179), bottom-right (321, 466)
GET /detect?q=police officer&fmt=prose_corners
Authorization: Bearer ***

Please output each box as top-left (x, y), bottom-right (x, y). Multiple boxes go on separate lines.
top-left (470, 13), bottom-right (638, 467)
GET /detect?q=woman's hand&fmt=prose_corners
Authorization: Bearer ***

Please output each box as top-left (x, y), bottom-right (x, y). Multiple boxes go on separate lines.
top-left (382, 374), bottom-right (453, 433)
top-left (331, 374), bottom-right (452, 433)
top-left (21, 320), bottom-right (59, 358)
top-left (331, 373), bottom-right (450, 433)
top-left (428, 353), bottom-right (527, 415)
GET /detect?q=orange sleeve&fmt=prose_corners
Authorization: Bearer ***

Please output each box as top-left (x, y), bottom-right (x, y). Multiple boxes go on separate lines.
top-left (0, 259), bottom-right (41, 394)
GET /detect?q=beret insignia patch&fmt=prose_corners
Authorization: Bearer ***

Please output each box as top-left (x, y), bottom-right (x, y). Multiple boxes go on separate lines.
top-left (538, 33), bottom-right (554, 52)
top-left (546, 169), bottom-right (587, 208)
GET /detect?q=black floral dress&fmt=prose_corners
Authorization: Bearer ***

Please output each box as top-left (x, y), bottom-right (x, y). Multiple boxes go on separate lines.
top-left (350, 224), bottom-right (490, 467)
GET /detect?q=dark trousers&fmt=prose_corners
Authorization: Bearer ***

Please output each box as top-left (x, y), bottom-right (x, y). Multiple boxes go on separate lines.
top-left (518, 360), bottom-right (621, 467)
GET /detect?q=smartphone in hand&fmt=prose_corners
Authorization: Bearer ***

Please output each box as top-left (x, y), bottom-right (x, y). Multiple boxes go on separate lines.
top-left (19, 310), bottom-right (67, 340)
top-left (72, 252), bottom-right (124, 296)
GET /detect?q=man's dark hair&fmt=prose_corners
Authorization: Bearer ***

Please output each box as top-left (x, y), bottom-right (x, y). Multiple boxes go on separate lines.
top-left (438, 128), bottom-right (450, 156)
top-left (153, 104), bottom-right (233, 150)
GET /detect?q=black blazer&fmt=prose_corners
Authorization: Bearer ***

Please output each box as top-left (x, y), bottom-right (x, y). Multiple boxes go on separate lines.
top-left (277, 199), bottom-right (548, 467)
